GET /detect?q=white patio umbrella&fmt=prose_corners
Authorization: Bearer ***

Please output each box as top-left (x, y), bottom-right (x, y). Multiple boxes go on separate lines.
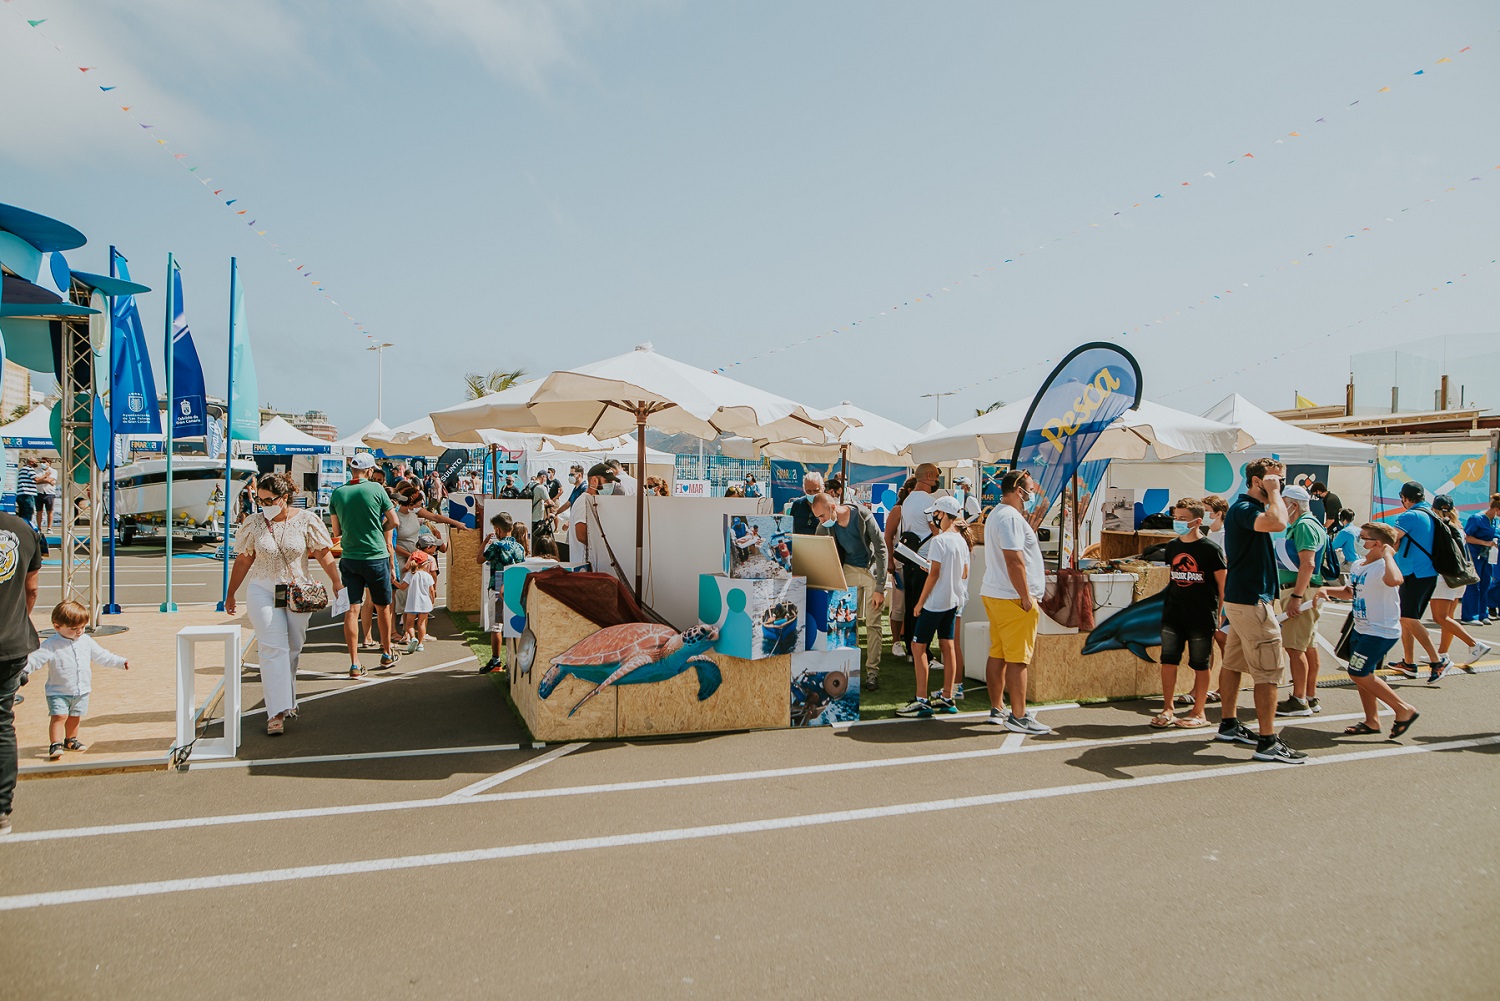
top-left (723, 401), bottom-right (917, 500)
top-left (906, 396), bottom-right (1255, 465)
top-left (495, 344), bottom-right (850, 594)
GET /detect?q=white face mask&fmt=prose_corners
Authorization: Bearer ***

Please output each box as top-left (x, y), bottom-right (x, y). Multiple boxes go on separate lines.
top-left (600, 484), bottom-right (615, 496)
top-left (261, 503), bottom-right (284, 520)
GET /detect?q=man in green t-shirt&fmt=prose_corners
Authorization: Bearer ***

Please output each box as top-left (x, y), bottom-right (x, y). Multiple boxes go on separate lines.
top-left (330, 453), bottom-right (400, 677)
top-left (1275, 484), bottom-right (1329, 717)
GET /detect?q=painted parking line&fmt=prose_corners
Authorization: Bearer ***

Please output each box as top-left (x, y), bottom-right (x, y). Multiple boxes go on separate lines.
top-left (239, 655), bottom-right (477, 718)
top-left (3, 733), bottom-right (1493, 912)
top-left (1, 710), bottom-right (1384, 845)
top-left (445, 743), bottom-right (584, 799)
top-left (187, 741), bottom-right (544, 772)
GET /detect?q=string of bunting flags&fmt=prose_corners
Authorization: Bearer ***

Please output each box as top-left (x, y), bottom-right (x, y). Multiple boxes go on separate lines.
top-left (706, 40), bottom-right (1484, 378)
top-left (917, 160), bottom-right (1500, 404)
top-left (1157, 255), bottom-right (1500, 402)
top-left (6, 2), bottom-right (373, 340)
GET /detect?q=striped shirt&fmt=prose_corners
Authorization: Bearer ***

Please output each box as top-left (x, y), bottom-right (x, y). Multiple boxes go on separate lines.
top-left (15, 464), bottom-right (36, 496)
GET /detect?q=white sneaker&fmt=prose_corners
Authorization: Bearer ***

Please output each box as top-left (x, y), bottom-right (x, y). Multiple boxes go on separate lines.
top-left (892, 642), bottom-right (909, 659)
top-left (1466, 640), bottom-right (1493, 666)
top-left (1004, 713), bottom-right (1051, 736)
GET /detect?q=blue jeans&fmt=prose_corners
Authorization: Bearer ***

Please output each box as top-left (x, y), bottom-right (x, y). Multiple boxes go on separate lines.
top-left (1461, 546), bottom-right (1492, 621)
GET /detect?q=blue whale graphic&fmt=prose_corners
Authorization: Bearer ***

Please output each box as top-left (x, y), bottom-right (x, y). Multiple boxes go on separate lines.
top-left (1081, 590), bottom-right (1165, 662)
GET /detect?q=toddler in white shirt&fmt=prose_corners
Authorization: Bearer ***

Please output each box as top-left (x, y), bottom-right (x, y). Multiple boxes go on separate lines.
top-left (25, 600), bottom-right (129, 760)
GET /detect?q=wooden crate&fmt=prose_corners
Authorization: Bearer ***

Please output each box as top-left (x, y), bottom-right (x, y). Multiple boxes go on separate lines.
top-left (447, 527), bottom-right (482, 613)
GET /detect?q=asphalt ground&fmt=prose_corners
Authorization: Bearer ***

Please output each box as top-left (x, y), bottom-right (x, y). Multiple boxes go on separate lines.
top-left (2, 662), bottom-right (1496, 999)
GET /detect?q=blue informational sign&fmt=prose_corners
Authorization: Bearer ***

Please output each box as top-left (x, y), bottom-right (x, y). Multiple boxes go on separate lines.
top-left (768, 459), bottom-right (907, 512)
top-left (1011, 342), bottom-right (1141, 527)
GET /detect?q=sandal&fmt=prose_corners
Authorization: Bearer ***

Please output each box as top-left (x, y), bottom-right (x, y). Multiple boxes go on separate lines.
top-left (62, 737), bottom-right (86, 751)
top-left (266, 716), bottom-right (284, 736)
top-left (1150, 712), bottom-right (1177, 729)
top-left (1389, 711), bottom-right (1420, 739)
top-left (1205, 691), bottom-right (1222, 704)
top-left (1342, 721), bottom-right (1380, 736)
top-left (1175, 716), bottom-right (1211, 729)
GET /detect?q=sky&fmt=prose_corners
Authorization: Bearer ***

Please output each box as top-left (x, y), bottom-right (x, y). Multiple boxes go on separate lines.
top-left (3, 0), bottom-right (1497, 436)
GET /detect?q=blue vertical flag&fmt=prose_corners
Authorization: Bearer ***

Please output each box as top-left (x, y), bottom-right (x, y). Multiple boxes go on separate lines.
top-left (228, 260), bottom-right (259, 441)
top-left (1011, 342), bottom-right (1142, 528)
top-left (170, 265), bottom-right (207, 439)
top-left (109, 252), bottom-right (162, 435)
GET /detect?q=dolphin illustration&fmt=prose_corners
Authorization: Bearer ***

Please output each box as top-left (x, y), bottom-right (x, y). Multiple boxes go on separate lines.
top-left (1080, 590), bottom-right (1165, 662)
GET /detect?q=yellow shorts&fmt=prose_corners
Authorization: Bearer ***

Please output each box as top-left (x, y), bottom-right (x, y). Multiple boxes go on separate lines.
top-left (983, 595), bottom-right (1040, 665)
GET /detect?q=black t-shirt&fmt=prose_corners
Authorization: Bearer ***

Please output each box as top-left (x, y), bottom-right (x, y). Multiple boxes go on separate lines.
top-left (1224, 493), bottom-right (1278, 604)
top-left (1163, 536), bottom-right (1226, 627)
top-left (0, 514), bottom-right (43, 661)
top-left (789, 497), bottom-right (819, 535)
top-left (1319, 491), bottom-right (1343, 525)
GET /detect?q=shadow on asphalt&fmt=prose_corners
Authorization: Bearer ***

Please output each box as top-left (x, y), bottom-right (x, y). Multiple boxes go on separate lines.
top-left (1411, 732), bottom-right (1500, 754)
top-left (1064, 739), bottom-right (1241, 780)
top-left (837, 719), bottom-right (995, 745)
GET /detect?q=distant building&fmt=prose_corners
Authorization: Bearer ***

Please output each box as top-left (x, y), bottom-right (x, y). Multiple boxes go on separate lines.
top-left (260, 406), bottom-right (338, 441)
top-left (2, 360), bottom-right (30, 420)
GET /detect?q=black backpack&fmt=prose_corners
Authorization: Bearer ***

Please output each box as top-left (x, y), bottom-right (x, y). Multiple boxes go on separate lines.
top-left (1402, 510), bottom-right (1479, 588)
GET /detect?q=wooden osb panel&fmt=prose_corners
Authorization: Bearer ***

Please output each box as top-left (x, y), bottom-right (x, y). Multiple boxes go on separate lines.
top-left (448, 528), bottom-right (482, 613)
top-left (617, 653), bottom-right (790, 738)
top-left (510, 588), bottom-right (618, 741)
top-left (1135, 645), bottom-right (1221, 699)
top-left (1029, 632), bottom-right (1143, 703)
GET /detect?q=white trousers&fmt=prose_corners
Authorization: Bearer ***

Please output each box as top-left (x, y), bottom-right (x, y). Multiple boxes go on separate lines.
top-left (248, 582), bottom-right (310, 720)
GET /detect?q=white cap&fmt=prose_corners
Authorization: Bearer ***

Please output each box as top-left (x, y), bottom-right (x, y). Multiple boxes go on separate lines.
top-left (927, 495), bottom-right (963, 517)
top-left (1282, 484), bottom-right (1311, 504)
top-left (349, 452), bottom-right (377, 470)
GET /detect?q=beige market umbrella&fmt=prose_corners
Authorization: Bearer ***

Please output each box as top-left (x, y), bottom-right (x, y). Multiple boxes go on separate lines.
top-left (723, 401), bottom-right (915, 500)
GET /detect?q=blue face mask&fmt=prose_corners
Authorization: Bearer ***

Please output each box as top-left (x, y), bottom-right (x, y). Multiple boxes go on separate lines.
top-left (600, 484), bottom-right (615, 496)
top-left (821, 518), bottom-right (836, 529)
top-left (1173, 519), bottom-right (1193, 536)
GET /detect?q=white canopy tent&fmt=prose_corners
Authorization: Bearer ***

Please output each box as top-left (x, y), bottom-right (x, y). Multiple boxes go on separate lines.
top-left (335, 418), bottom-right (389, 449)
top-left (907, 397), bottom-right (1254, 465)
top-left (1200, 393), bottom-right (1376, 465)
top-left (248, 416), bottom-right (336, 452)
top-left (0, 403), bottom-right (56, 450)
top-left (523, 436), bottom-right (676, 485)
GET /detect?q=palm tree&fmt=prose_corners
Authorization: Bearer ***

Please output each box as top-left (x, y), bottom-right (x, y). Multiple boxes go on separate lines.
top-left (462, 366), bottom-right (528, 400)
top-left (975, 400), bottom-right (1005, 417)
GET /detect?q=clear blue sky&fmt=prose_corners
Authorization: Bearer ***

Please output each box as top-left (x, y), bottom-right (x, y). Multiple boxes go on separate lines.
top-left (4, 1), bottom-right (1496, 433)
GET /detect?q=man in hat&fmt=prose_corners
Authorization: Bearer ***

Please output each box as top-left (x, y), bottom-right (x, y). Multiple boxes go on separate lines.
top-left (1274, 484), bottom-right (1329, 717)
top-left (330, 452), bottom-right (401, 678)
top-left (573, 463), bottom-right (619, 573)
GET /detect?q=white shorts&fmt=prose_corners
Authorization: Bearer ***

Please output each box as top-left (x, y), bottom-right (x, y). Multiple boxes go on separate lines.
top-left (1433, 578), bottom-right (1466, 602)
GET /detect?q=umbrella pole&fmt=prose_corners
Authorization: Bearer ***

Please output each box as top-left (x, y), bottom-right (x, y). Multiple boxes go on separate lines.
top-left (635, 407), bottom-right (646, 598)
top-left (840, 444), bottom-right (848, 503)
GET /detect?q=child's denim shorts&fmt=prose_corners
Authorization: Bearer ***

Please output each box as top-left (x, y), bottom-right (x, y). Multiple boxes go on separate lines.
top-left (45, 693), bottom-right (89, 716)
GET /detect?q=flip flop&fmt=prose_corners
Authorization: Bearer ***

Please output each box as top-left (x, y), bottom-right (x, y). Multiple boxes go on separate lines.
top-left (1342, 721), bottom-right (1380, 736)
top-left (1175, 716), bottom-right (1212, 729)
top-left (1150, 713), bottom-right (1177, 729)
top-left (1389, 711), bottom-right (1420, 739)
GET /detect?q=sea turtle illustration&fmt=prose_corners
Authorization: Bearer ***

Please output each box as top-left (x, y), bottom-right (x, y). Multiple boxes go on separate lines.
top-left (537, 623), bottom-right (722, 717)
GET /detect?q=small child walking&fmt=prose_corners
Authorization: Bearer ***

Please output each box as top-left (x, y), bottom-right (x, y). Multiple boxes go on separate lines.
top-left (478, 512), bottom-right (527, 674)
top-left (25, 600), bottom-right (129, 760)
top-left (396, 553), bottom-right (437, 653)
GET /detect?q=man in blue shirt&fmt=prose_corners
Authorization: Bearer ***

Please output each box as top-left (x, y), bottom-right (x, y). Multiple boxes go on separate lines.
top-left (1389, 480), bottom-right (1448, 681)
top-left (1461, 493), bottom-right (1500, 625)
top-left (1218, 457), bottom-right (1303, 763)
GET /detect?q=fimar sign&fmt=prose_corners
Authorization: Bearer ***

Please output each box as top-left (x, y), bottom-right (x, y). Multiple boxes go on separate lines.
top-left (1011, 342), bottom-right (1142, 527)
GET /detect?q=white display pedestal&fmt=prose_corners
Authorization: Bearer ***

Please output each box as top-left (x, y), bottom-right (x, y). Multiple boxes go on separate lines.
top-left (175, 624), bottom-right (243, 761)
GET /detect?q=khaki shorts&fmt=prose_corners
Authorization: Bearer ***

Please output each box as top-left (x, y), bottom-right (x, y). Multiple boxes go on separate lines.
top-left (1277, 586), bottom-right (1320, 652)
top-left (1223, 601), bottom-right (1285, 685)
top-left (983, 595), bottom-right (1040, 665)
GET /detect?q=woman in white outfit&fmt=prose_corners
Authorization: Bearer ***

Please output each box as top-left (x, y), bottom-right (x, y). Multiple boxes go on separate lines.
top-left (225, 473), bottom-right (342, 735)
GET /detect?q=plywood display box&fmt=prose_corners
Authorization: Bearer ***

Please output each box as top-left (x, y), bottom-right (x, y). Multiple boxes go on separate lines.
top-left (510, 587), bottom-right (790, 742)
top-left (447, 528), bottom-right (482, 613)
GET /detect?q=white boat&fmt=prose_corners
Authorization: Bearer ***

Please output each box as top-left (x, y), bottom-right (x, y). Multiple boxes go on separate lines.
top-left (112, 456), bottom-right (259, 530)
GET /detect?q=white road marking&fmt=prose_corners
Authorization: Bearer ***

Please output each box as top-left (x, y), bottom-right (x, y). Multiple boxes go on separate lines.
top-left (3, 710), bottom-right (1381, 845)
top-left (445, 743), bottom-right (584, 798)
top-left (3, 734), bottom-right (1493, 911)
top-left (1001, 733), bottom-right (1025, 750)
top-left (187, 742), bottom-right (542, 772)
top-left (829, 701), bottom-right (1080, 730)
top-left (239, 655), bottom-right (477, 718)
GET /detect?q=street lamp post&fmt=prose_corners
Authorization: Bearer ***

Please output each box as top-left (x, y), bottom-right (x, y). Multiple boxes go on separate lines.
top-left (919, 390), bottom-right (958, 424)
top-left (367, 340), bottom-right (394, 421)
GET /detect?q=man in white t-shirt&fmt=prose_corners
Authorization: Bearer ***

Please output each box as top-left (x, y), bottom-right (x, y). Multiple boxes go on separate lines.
top-left (884, 463), bottom-right (948, 660)
top-left (603, 460), bottom-right (636, 496)
top-left (981, 470), bottom-right (1050, 735)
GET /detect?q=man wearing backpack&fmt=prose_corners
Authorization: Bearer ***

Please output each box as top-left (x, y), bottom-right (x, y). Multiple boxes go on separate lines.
top-left (1389, 481), bottom-right (1451, 681)
top-left (1275, 485), bottom-right (1329, 717)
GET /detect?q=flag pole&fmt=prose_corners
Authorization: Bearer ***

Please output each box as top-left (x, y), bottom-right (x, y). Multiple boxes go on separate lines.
top-left (103, 247), bottom-right (122, 615)
top-left (218, 257), bottom-right (237, 611)
top-left (161, 253), bottom-right (177, 613)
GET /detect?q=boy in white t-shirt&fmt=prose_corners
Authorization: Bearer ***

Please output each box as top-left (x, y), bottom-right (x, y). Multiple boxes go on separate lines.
top-left (897, 496), bottom-right (969, 717)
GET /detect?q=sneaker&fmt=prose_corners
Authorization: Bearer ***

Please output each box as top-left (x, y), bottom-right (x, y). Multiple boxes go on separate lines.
top-left (891, 642), bottom-right (909, 659)
top-left (1004, 712), bottom-right (1052, 735)
top-left (895, 698), bottom-right (933, 718)
top-left (1275, 695), bottom-right (1312, 718)
top-left (866, 676), bottom-right (879, 692)
top-left (930, 695), bottom-right (959, 715)
top-left (928, 683), bottom-right (964, 702)
top-left (406, 637), bottom-right (419, 655)
top-left (1308, 697), bottom-right (1322, 714)
top-left (1427, 657), bottom-right (1453, 684)
top-left (0, 813), bottom-right (10, 836)
top-left (1214, 720), bottom-right (1259, 746)
top-left (378, 651), bottom-right (401, 670)
top-left (349, 664), bottom-right (367, 679)
top-left (987, 707), bottom-right (1011, 726)
top-left (1252, 736), bottom-right (1309, 764)
top-left (1387, 661), bottom-right (1420, 680)
top-left (1465, 640), bottom-right (1493, 666)
top-left (47, 743), bottom-right (63, 761)
top-left (478, 657), bottom-right (501, 675)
